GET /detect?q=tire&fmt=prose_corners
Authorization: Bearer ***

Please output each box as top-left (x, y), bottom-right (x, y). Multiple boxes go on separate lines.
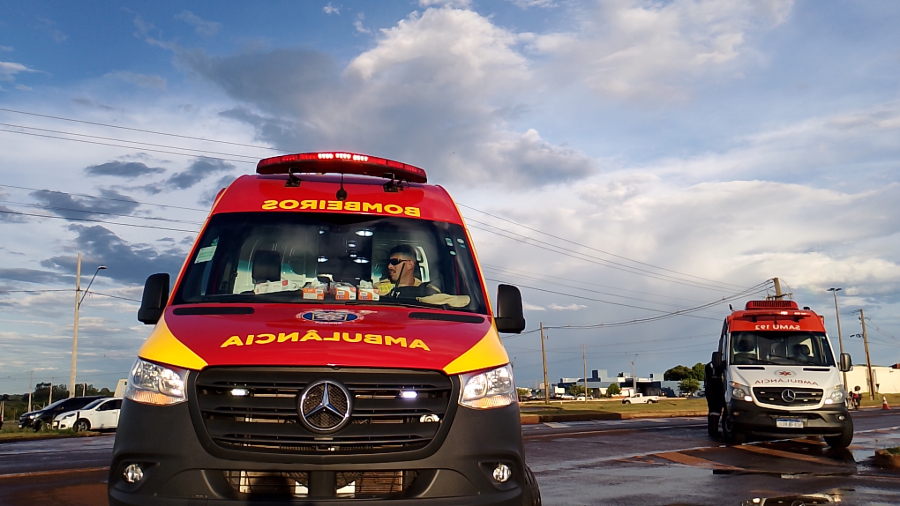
top-left (624, 400), bottom-right (631, 404)
top-left (74, 419), bottom-right (90, 432)
top-left (707, 413), bottom-right (720, 438)
top-left (721, 414), bottom-right (746, 444)
top-left (522, 464), bottom-right (541, 506)
top-left (32, 420), bottom-right (42, 432)
top-left (824, 418), bottom-right (853, 449)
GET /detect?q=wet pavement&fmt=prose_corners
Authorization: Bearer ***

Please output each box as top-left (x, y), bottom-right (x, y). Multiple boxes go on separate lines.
top-left (526, 409), bottom-right (900, 505)
top-left (0, 410), bottom-right (898, 505)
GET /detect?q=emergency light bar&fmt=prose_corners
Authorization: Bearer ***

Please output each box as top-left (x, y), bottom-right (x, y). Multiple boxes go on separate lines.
top-left (745, 300), bottom-right (799, 310)
top-left (257, 152), bottom-right (427, 184)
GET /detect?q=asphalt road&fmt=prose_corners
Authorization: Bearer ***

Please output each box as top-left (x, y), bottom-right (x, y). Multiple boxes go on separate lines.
top-left (1, 408), bottom-right (899, 505)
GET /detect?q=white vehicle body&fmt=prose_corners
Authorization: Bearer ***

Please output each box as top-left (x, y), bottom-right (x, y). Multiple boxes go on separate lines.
top-left (622, 393), bottom-right (658, 404)
top-left (53, 397), bottom-right (123, 431)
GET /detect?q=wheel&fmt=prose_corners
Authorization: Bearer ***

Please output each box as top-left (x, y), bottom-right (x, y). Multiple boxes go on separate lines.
top-left (721, 414), bottom-right (746, 444)
top-left (32, 420), bottom-right (42, 432)
top-left (73, 419), bottom-right (90, 432)
top-left (707, 413), bottom-right (720, 437)
top-left (824, 418), bottom-right (853, 449)
top-left (624, 400), bottom-right (631, 404)
top-left (522, 464), bottom-right (541, 506)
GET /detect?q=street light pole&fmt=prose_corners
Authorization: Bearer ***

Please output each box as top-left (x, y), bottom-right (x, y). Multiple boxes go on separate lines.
top-left (827, 288), bottom-right (847, 390)
top-left (631, 354), bottom-right (638, 396)
top-left (69, 254), bottom-right (107, 398)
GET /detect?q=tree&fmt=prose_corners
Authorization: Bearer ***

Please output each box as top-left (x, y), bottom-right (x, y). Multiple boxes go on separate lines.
top-left (679, 378), bottom-right (701, 396)
top-left (664, 365), bottom-right (693, 381)
top-left (691, 363), bottom-right (705, 382)
top-left (568, 384), bottom-right (585, 397)
top-left (606, 383), bottom-right (621, 397)
top-left (516, 388), bottom-right (532, 401)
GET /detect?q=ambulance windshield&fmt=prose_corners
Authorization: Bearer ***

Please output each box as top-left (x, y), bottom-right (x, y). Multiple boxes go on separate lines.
top-left (730, 331), bottom-right (835, 367)
top-left (173, 212), bottom-right (487, 314)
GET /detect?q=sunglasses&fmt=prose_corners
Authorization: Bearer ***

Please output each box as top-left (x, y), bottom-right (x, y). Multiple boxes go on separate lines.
top-left (388, 258), bottom-right (412, 265)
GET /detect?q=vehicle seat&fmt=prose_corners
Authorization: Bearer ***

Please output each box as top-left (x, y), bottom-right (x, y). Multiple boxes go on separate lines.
top-left (769, 343), bottom-right (787, 358)
top-left (734, 338), bottom-right (755, 362)
top-left (791, 344), bottom-right (812, 361)
top-left (252, 250), bottom-right (282, 283)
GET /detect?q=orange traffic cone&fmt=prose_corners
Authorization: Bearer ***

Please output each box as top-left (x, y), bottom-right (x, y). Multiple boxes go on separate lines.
top-left (883, 396), bottom-right (890, 410)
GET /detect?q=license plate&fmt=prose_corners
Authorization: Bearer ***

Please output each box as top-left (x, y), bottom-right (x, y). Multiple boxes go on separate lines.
top-left (776, 419), bottom-right (804, 429)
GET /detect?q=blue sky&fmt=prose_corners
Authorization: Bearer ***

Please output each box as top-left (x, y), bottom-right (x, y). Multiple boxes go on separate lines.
top-left (2, 0), bottom-right (900, 394)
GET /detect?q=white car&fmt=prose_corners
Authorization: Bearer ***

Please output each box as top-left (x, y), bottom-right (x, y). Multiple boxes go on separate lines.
top-left (53, 397), bottom-right (123, 431)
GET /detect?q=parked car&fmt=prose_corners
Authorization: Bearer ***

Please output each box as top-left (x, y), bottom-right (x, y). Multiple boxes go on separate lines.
top-left (621, 393), bottom-right (659, 404)
top-left (18, 396), bottom-right (103, 431)
top-left (53, 397), bottom-right (123, 431)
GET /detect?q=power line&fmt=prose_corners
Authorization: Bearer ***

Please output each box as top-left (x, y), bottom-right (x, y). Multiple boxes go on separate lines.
top-left (0, 200), bottom-right (204, 226)
top-left (0, 127), bottom-right (254, 165)
top-left (468, 221), bottom-right (739, 293)
top-left (0, 107), bottom-right (283, 151)
top-left (460, 203), bottom-right (748, 291)
top-left (0, 183), bottom-right (207, 212)
top-left (0, 122), bottom-right (261, 161)
top-left (0, 208), bottom-right (199, 233)
top-left (538, 282), bottom-right (771, 330)
top-left (486, 277), bottom-right (722, 320)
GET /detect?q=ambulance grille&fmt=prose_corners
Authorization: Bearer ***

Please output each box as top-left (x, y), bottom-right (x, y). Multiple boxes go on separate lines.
top-left (752, 387), bottom-right (823, 407)
top-left (193, 367), bottom-right (454, 456)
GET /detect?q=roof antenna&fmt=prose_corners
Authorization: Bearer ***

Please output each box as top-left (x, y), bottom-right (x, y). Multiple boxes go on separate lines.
top-left (286, 168), bottom-right (301, 188)
top-left (336, 173), bottom-right (348, 201)
top-left (729, 304), bottom-right (734, 311)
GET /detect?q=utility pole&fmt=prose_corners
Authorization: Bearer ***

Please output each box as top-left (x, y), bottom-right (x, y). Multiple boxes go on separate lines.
top-left (540, 322), bottom-right (549, 404)
top-left (773, 277), bottom-right (783, 299)
top-left (28, 370), bottom-right (33, 413)
top-left (631, 354), bottom-right (637, 396)
top-left (828, 288), bottom-right (847, 390)
top-left (48, 377), bottom-right (53, 405)
top-left (859, 309), bottom-right (875, 400)
top-left (582, 344), bottom-right (588, 402)
top-left (70, 253), bottom-right (82, 398)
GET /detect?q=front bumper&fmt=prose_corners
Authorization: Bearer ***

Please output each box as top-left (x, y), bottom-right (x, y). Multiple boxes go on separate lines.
top-left (727, 399), bottom-right (850, 437)
top-left (109, 398), bottom-right (526, 505)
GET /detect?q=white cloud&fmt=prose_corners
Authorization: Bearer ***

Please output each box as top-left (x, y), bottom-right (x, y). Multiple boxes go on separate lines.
top-left (510, 0), bottom-right (557, 8)
top-left (324, 3), bottom-right (341, 15)
top-left (0, 46), bottom-right (13, 52)
top-left (549, 303), bottom-right (587, 310)
top-left (354, 13), bottom-right (371, 33)
top-left (174, 10), bottom-right (221, 36)
top-left (419, 0), bottom-right (472, 8)
top-left (523, 301), bottom-right (546, 311)
top-left (104, 71), bottom-right (167, 89)
top-left (530, 0), bottom-right (795, 102)
top-left (0, 61), bottom-right (40, 82)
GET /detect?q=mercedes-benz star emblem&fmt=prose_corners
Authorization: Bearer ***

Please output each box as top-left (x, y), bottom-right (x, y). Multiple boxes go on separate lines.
top-left (298, 380), bottom-right (352, 433)
top-left (782, 389), bottom-right (796, 403)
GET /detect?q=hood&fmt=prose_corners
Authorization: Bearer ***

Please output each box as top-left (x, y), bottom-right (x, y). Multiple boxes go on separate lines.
top-left (138, 305), bottom-right (509, 375)
top-left (730, 365), bottom-right (840, 389)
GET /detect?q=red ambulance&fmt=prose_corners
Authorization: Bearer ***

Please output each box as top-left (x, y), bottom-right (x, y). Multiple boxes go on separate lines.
top-left (109, 153), bottom-right (540, 505)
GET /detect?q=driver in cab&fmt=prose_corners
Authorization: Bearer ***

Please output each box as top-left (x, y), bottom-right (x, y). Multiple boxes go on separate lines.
top-left (379, 244), bottom-right (470, 308)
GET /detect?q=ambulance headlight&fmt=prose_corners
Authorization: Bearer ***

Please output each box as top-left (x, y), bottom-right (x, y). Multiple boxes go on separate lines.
top-left (125, 358), bottom-right (189, 406)
top-left (730, 382), bottom-right (751, 402)
top-left (825, 385), bottom-right (845, 404)
top-left (459, 364), bottom-right (516, 409)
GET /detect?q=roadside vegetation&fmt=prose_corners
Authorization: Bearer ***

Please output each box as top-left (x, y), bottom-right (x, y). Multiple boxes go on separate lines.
top-left (0, 424), bottom-right (99, 441)
top-left (521, 398), bottom-right (707, 419)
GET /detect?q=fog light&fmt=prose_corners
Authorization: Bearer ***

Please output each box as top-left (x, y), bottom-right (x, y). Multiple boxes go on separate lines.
top-left (123, 463), bottom-right (144, 484)
top-left (231, 388), bottom-right (249, 396)
top-left (492, 464), bottom-right (512, 483)
top-left (419, 414), bottom-right (440, 423)
top-left (838, 415), bottom-right (846, 421)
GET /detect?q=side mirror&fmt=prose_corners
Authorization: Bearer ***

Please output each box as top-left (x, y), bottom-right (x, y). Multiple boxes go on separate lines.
top-left (138, 273), bottom-right (170, 325)
top-left (712, 351), bottom-right (724, 373)
top-left (495, 284), bottom-right (526, 334)
top-left (840, 353), bottom-right (852, 372)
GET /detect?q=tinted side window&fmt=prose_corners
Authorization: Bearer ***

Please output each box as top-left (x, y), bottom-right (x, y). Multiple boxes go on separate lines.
top-left (111, 399), bottom-right (122, 410)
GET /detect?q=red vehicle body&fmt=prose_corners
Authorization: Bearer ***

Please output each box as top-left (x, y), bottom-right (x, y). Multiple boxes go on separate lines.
top-left (110, 153), bottom-right (539, 505)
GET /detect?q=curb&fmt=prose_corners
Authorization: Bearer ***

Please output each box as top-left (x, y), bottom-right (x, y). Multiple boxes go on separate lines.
top-left (0, 431), bottom-right (103, 445)
top-left (874, 449), bottom-right (900, 471)
top-left (520, 411), bottom-right (707, 425)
